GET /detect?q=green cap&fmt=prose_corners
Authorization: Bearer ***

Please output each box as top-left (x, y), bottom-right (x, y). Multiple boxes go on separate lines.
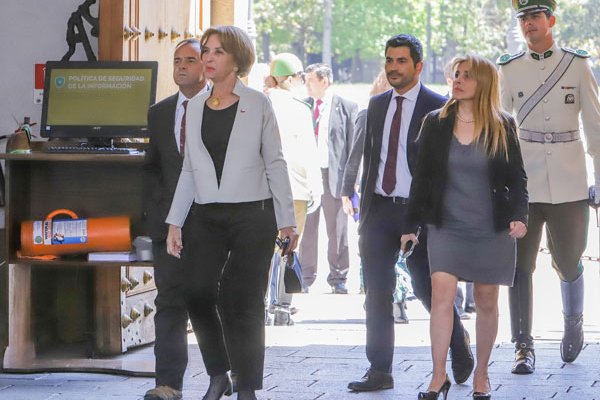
top-left (270, 53), bottom-right (303, 77)
top-left (512, 0), bottom-right (557, 17)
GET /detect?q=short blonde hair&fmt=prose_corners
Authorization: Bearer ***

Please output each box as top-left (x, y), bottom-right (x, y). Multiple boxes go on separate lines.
top-left (201, 26), bottom-right (255, 78)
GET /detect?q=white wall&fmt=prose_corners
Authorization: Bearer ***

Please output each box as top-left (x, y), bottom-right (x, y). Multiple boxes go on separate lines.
top-left (0, 0), bottom-right (99, 139)
top-left (0, 0), bottom-right (99, 225)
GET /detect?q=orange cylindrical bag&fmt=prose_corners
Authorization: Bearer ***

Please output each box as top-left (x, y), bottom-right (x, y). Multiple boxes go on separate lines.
top-left (20, 209), bottom-right (131, 256)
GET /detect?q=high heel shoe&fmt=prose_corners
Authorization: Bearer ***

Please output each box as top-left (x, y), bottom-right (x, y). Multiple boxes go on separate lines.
top-left (472, 378), bottom-right (491, 399)
top-left (202, 372), bottom-right (233, 400)
top-left (417, 375), bottom-right (451, 399)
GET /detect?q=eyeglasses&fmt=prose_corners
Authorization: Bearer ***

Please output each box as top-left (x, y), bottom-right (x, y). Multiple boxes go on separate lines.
top-left (400, 226), bottom-right (421, 260)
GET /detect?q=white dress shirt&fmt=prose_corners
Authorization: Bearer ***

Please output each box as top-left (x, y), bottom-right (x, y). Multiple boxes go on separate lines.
top-left (375, 81), bottom-right (421, 197)
top-left (174, 87), bottom-right (210, 149)
top-left (314, 90), bottom-right (334, 168)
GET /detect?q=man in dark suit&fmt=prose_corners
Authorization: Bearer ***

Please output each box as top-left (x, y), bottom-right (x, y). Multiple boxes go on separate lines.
top-left (142, 38), bottom-right (208, 400)
top-left (346, 34), bottom-right (474, 392)
top-left (299, 63), bottom-right (358, 294)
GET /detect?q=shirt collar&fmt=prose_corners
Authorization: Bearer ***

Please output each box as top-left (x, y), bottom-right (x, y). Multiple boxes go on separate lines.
top-left (391, 81), bottom-right (421, 103)
top-left (314, 90), bottom-right (333, 107)
top-left (177, 84), bottom-right (210, 107)
top-left (528, 42), bottom-right (559, 61)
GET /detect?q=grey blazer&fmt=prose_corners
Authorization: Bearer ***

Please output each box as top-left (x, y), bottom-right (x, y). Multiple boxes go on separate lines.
top-left (307, 94), bottom-right (358, 198)
top-left (166, 79), bottom-right (295, 229)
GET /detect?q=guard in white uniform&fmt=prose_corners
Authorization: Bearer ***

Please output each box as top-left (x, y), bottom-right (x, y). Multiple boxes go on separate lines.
top-left (499, 0), bottom-right (600, 375)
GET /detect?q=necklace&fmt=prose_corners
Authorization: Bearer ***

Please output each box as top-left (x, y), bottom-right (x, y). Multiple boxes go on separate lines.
top-left (457, 112), bottom-right (474, 124)
top-left (209, 96), bottom-right (220, 107)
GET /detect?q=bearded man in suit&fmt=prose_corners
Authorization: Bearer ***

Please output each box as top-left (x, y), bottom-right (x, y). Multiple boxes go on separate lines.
top-left (346, 34), bottom-right (474, 392)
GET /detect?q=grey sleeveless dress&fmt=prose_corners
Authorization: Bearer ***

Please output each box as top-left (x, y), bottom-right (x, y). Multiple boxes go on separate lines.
top-left (427, 135), bottom-right (516, 286)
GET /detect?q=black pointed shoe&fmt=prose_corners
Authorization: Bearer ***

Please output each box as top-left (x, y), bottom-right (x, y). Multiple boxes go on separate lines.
top-left (473, 378), bottom-right (492, 399)
top-left (347, 368), bottom-right (393, 392)
top-left (418, 375), bottom-right (451, 399)
top-left (511, 344), bottom-right (535, 374)
top-left (450, 330), bottom-right (474, 384)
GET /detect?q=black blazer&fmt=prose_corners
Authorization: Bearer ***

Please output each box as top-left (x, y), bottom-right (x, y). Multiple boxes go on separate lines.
top-left (404, 109), bottom-right (528, 233)
top-left (142, 93), bottom-right (183, 241)
top-left (358, 85), bottom-right (446, 233)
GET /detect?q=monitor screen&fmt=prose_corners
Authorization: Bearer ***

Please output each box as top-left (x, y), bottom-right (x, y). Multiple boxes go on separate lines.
top-left (40, 61), bottom-right (158, 139)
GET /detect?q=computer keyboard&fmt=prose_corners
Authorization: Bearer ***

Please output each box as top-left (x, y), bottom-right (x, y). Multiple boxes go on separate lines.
top-left (43, 145), bottom-right (139, 154)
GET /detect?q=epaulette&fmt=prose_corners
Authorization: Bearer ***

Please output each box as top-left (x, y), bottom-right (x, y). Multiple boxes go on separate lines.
top-left (293, 96), bottom-right (312, 110)
top-left (496, 51), bottom-right (525, 66)
top-left (562, 47), bottom-right (590, 58)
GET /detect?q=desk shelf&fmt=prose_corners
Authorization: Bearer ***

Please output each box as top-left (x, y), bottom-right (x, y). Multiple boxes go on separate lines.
top-left (1, 152), bottom-right (156, 375)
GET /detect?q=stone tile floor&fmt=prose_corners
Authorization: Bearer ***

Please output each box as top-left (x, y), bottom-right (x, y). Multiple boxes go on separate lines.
top-left (3, 222), bottom-right (600, 399)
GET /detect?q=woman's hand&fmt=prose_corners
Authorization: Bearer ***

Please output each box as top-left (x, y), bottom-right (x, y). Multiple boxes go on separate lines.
top-left (278, 226), bottom-right (299, 256)
top-left (166, 224), bottom-right (183, 258)
top-left (400, 233), bottom-right (419, 254)
top-left (509, 221), bottom-right (527, 239)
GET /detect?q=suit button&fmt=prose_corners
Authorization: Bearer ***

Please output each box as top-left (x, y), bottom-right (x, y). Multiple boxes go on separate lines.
top-left (543, 99), bottom-right (548, 103)
top-left (545, 116), bottom-right (550, 120)
top-left (547, 151), bottom-right (552, 155)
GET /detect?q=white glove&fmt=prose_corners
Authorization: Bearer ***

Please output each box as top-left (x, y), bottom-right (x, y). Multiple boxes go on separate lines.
top-left (306, 195), bottom-right (321, 214)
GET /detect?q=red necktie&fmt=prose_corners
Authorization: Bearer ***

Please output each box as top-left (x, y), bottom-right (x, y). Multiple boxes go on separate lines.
top-left (382, 96), bottom-right (404, 195)
top-left (313, 98), bottom-right (323, 138)
top-left (179, 100), bottom-right (188, 155)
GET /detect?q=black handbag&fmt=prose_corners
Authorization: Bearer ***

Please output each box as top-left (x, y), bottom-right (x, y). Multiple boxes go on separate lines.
top-left (283, 251), bottom-right (305, 294)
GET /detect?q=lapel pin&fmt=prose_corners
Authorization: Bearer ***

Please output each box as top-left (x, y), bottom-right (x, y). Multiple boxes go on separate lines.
top-left (240, 108), bottom-right (246, 113)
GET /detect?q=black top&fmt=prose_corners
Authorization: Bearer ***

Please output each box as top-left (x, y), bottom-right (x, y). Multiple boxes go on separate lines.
top-left (404, 108), bottom-right (528, 234)
top-left (201, 101), bottom-right (239, 185)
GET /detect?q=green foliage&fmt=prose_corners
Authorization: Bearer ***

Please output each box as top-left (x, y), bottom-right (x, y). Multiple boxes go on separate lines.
top-left (254, 0), bottom-right (600, 78)
top-left (558, 0), bottom-right (600, 66)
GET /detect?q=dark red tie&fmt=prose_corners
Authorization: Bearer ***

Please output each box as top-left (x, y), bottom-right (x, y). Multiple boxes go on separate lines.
top-left (179, 100), bottom-right (188, 155)
top-left (313, 98), bottom-right (323, 138)
top-left (382, 96), bottom-right (404, 195)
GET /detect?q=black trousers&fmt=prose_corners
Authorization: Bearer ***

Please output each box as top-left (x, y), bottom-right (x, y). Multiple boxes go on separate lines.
top-left (360, 195), bottom-right (466, 372)
top-left (300, 168), bottom-right (350, 286)
top-left (183, 200), bottom-right (278, 390)
top-left (152, 240), bottom-right (189, 390)
top-left (510, 200), bottom-right (588, 345)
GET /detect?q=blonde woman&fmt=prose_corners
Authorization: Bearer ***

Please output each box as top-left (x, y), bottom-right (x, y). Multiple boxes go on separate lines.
top-left (401, 55), bottom-right (528, 399)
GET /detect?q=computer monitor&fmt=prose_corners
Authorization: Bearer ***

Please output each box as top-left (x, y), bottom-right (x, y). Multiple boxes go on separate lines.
top-left (40, 61), bottom-right (158, 141)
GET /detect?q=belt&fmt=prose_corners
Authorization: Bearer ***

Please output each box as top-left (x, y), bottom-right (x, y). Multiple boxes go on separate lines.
top-left (374, 193), bottom-right (408, 204)
top-left (519, 129), bottom-right (580, 143)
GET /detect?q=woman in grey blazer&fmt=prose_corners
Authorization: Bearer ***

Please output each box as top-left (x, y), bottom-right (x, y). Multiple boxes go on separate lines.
top-left (165, 26), bottom-right (298, 400)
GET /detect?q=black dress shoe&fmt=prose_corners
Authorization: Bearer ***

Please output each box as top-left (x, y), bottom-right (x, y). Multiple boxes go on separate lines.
top-left (331, 282), bottom-right (348, 294)
top-left (347, 368), bottom-right (393, 392)
top-left (511, 344), bottom-right (535, 374)
top-left (418, 375), bottom-right (451, 399)
top-left (202, 373), bottom-right (233, 400)
top-left (450, 330), bottom-right (474, 384)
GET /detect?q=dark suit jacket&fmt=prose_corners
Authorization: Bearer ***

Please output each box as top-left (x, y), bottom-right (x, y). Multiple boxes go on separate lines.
top-left (358, 85), bottom-right (446, 233)
top-left (405, 109), bottom-right (528, 233)
top-left (308, 94), bottom-right (358, 198)
top-left (142, 93), bottom-right (182, 241)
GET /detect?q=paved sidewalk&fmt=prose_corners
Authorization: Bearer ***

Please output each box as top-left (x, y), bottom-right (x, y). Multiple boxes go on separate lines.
top-left (2, 223), bottom-right (600, 399)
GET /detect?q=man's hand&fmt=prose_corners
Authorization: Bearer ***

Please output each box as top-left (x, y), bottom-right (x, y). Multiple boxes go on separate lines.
top-left (278, 226), bottom-right (299, 256)
top-left (166, 224), bottom-right (183, 258)
top-left (509, 221), bottom-right (527, 239)
top-left (307, 195), bottom-right (321, 214)
top-left (341, 196), bottom-right (354, 216)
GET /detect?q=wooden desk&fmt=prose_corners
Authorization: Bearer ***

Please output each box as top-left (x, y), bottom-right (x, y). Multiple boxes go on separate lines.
top-left (1, 152), bottom-right (155, 375)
